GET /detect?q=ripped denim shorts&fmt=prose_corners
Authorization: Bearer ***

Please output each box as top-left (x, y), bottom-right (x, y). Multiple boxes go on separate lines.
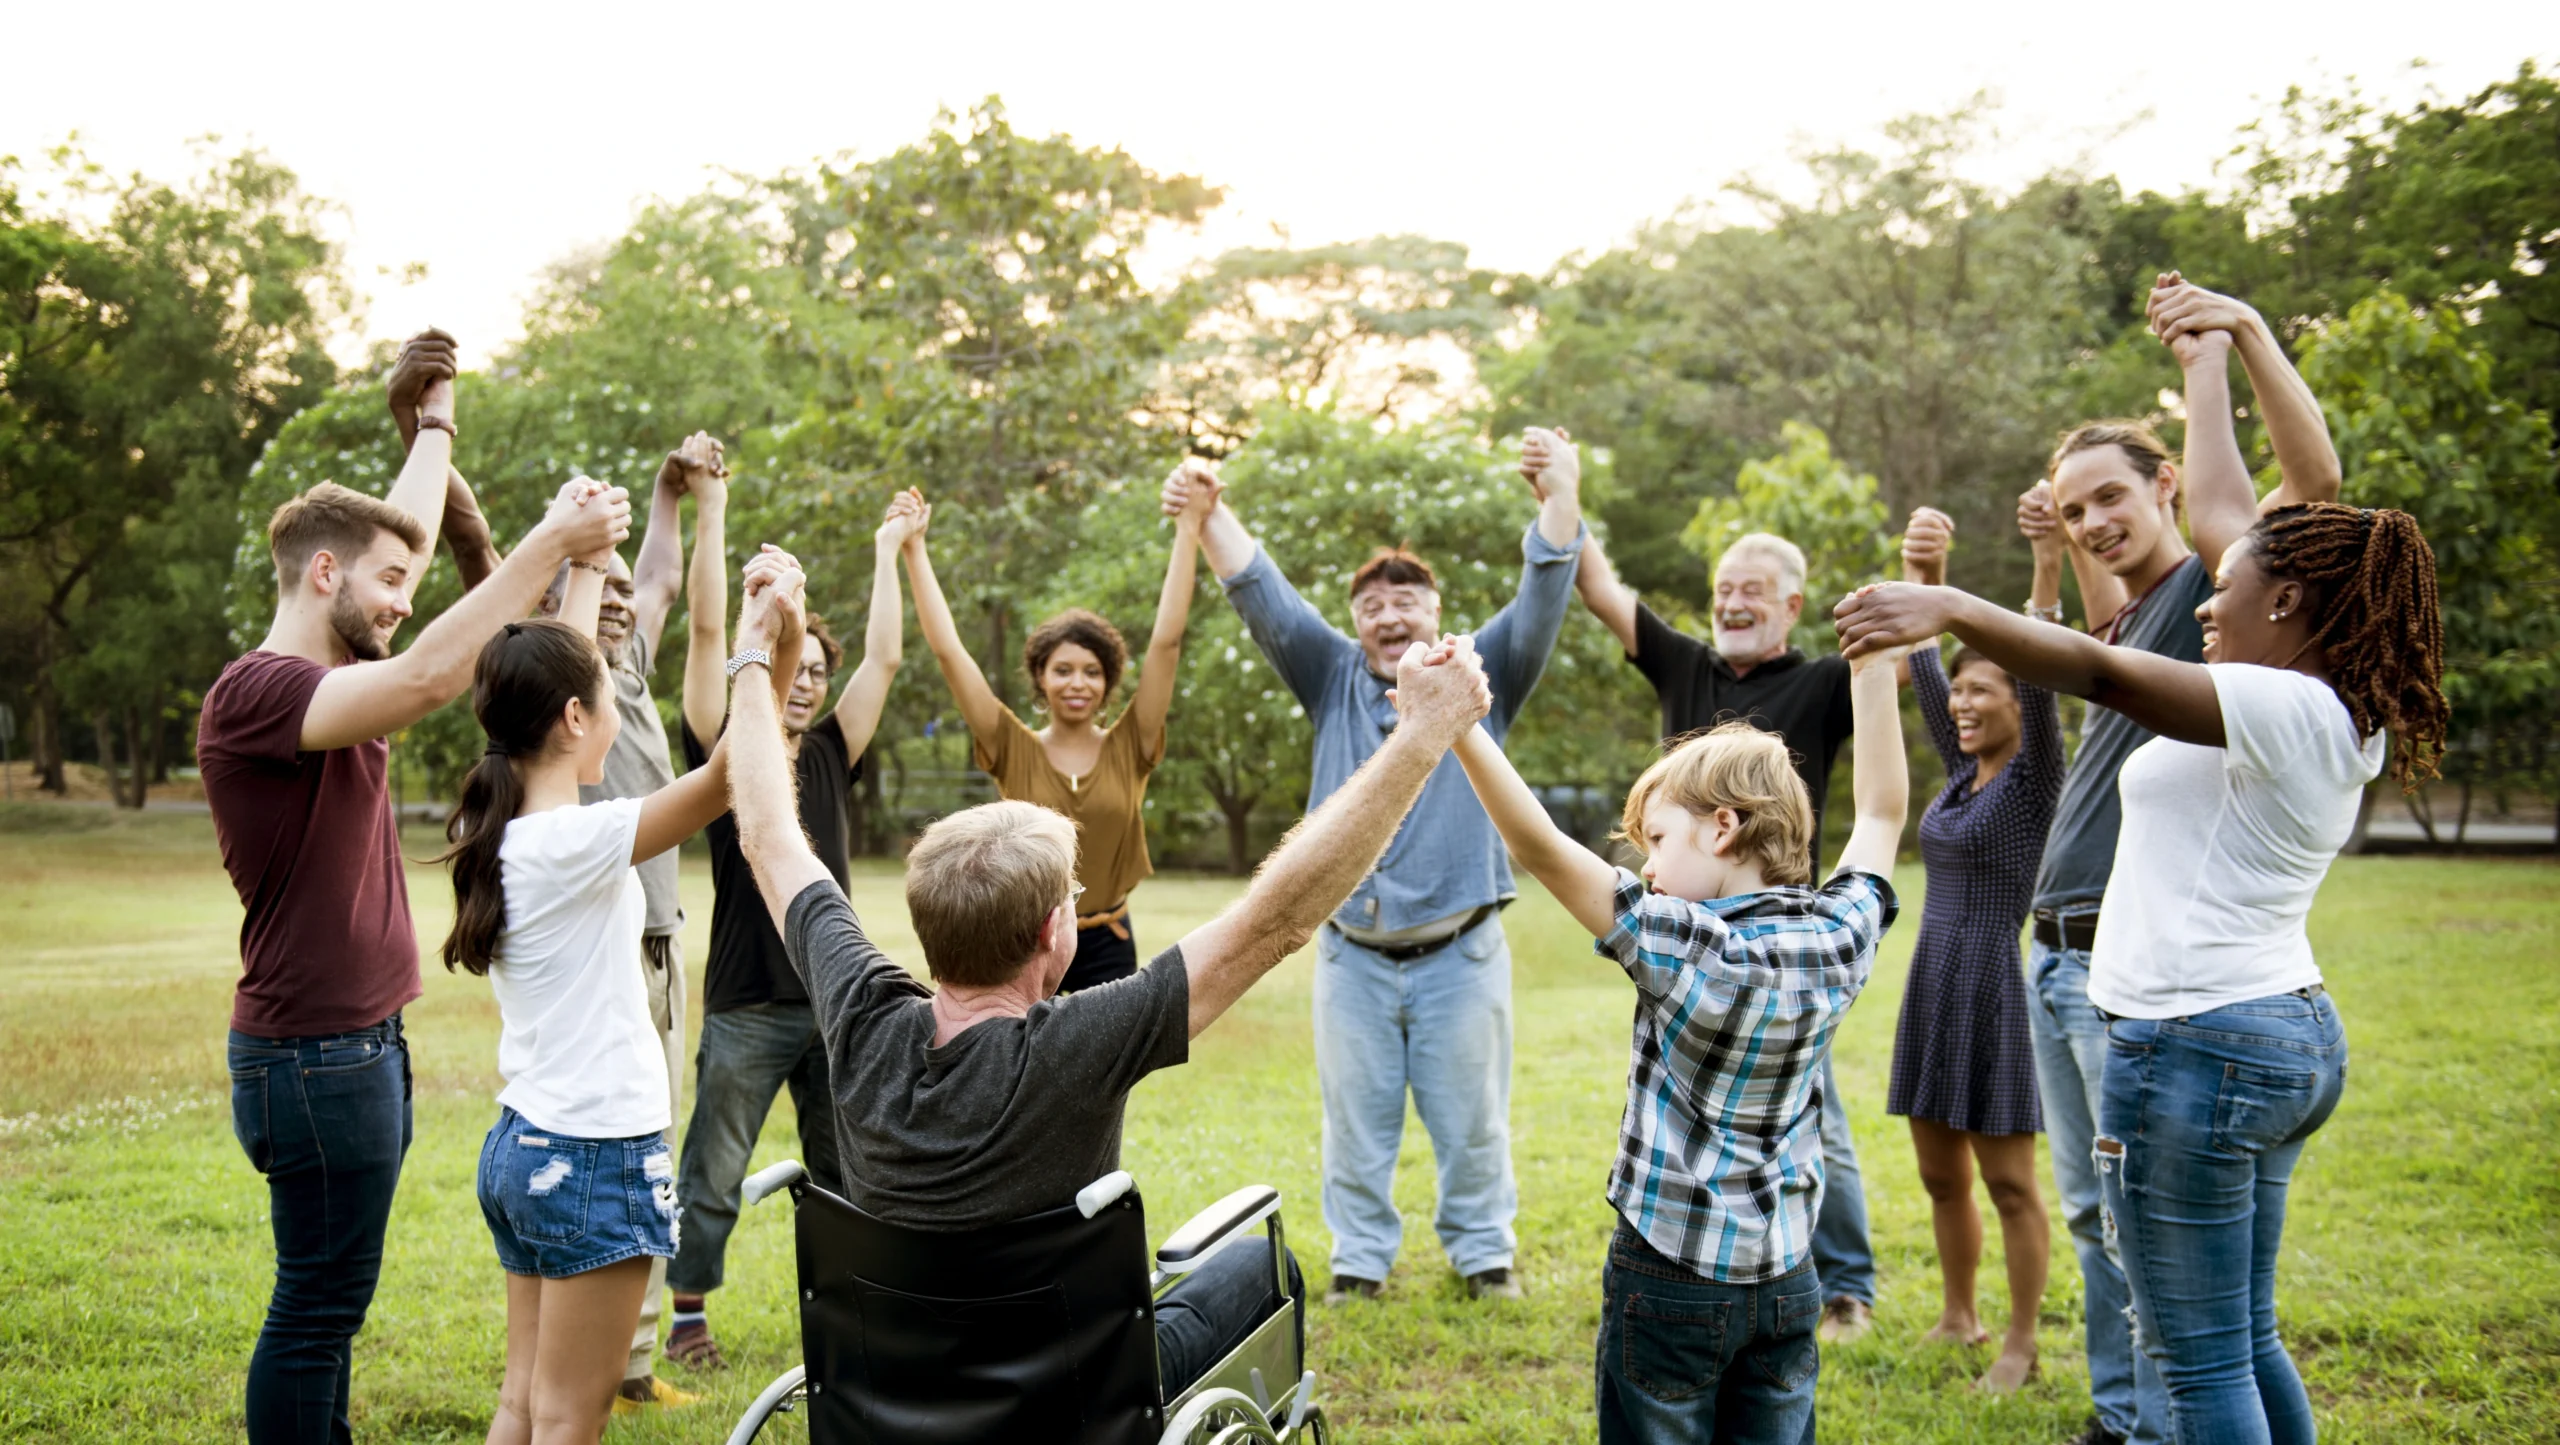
top-left (476, 1106), bottom-right (678, 1278)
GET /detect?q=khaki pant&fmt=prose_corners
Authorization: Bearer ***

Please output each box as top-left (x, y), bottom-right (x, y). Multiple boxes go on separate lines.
top-left (628, 931), bottom-right (686, 1383)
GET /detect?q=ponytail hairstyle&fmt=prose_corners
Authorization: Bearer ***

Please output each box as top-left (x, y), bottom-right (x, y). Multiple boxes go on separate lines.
top-left (2249, 503), bottom-right (2450, 791)
top-left (440, 620), bottom-right (609, 975)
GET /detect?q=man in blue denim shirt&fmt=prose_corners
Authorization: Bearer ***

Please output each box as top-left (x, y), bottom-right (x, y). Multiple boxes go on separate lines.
top-left (1165, 435), bottom-right (1584, 1301)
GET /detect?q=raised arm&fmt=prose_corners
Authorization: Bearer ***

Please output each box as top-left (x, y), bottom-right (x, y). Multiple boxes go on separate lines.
top-left (1127, 461), bottom-right (1216, 756)
top-left (1453, 721), bottom-right (1618, 936)
top-left (833, 490), bottom-right (924, 760)
top-left (1829, 649), bottom-right (1910, 881)
top-left (1167, 469), bottom-right (1356, 710)
top-left (1899, 507), bottom-right (1962, 766)
top-left (629, 442), bottom-right (695, 656)
top-left (1522, 427), bottom-right (1637, 653)
top-left (298, 481), bottom-right (631, 752)
top-left (1472, 517), bottom-right (1586, 729)
top-left (727, 551), bottom-right (832, 926)
top-left (441, 469), bottom-right (503, 593)
top-left (676, 436), bottom-right (731, 747)
top-left (381, 331), bottom-right (459, 601)
top-left (1177, 637), bottom-right (1492, 1038)
top-left (2018, 480), bottom-right (2128, 630)
top-left (2149, 276), bottom-right (2340, 514)
top-left (900, 512), bottom-right (1007, 740)
top-left (1836, 582), bottom-right (2224, 748)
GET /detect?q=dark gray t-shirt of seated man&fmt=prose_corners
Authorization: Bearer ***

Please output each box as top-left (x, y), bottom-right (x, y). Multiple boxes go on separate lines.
top-left (782, 880), bottom-right (1191, 1230)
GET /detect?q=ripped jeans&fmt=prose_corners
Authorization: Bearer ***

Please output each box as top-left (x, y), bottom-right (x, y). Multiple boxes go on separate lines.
top-left (2097, 992), bottom-right (2346, 1445)
top-left (476, 1106), bottom-right (680, 1279)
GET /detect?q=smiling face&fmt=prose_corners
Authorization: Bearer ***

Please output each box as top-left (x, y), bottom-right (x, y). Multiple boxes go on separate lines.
top-left (595, 552), bottom-right (637, 651)
top-left (1710, 552), bottom-right (1800, 666)
top-left (2053, 444), bottom-right (2179, 579)
top-left (1352, 581), bottom-right (1442, 679)
top-left (1038, 641), bottom-right (1111, 723)
top-left (1947, 657), bottom-right (2021, 760)
top-left (2198, 534), bottom-right (2308, 667)
top-left (783, 634), bottom-right (831, 735)
top-left (323, 531), bottom-right (418, 662)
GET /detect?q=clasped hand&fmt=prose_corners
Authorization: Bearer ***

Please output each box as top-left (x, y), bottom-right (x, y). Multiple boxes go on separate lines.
top-left (1386, 634), bottom-right (1492, 743)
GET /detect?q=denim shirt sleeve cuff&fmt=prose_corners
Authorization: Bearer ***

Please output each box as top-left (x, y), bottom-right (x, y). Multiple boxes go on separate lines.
top-left (1521, 520), bottom-right (1588, 563)
top-left (1218, 542), bottom-right (1277, 595)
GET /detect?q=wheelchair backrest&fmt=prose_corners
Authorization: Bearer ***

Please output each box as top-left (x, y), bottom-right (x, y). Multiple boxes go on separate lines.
top-left (791, 1180), bottom-right (1162, 1444)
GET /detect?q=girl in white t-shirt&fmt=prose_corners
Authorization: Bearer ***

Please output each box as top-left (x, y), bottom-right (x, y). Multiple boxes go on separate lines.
top-left (439, 550), bottom-right (800, 1445)
top-left (1836, 501), bottom-right (2446, 1443)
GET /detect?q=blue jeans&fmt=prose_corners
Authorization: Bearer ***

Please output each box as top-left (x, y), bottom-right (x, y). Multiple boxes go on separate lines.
top-left (227, 1015), bottom-right (414, 1445)
top-left (1596, 1220), bottom-right (1821, 1445)
top-left (1809, 1052), bottom-right (1873, 1307)
top-left (2031, 938), bottom-right (2171, 1444)
top-left (2099, 993), bottom-right (2346, 1445)
top-left (1154, 1238), bottom-right (1307, 1398)
top-left (1313, 916), bottom-right (1516, 1281)
top-left (476, 1106), bottom-right (679, 1278)
top-left (669, 1003), bottom-right (844, 1296)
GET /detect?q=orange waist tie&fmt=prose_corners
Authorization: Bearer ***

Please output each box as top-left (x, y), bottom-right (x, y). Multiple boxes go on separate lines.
top-left (1076, 903), bottom-right (1132, 940)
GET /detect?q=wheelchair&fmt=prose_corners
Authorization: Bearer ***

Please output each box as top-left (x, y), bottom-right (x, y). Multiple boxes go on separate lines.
top-left (724, 1159), bottom-right (1328, 1445)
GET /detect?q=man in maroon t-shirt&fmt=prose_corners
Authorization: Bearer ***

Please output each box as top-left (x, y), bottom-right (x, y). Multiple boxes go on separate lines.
top-left (201, 334), bottom-right (630, 1445)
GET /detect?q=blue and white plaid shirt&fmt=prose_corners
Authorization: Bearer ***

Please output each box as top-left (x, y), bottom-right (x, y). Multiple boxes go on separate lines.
top-left (1596, 867), bottom-right (1898, 1282)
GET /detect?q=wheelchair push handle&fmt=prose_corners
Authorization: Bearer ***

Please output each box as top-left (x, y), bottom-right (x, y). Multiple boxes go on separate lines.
top-left (743, 1159), bottom-right (807, 1208)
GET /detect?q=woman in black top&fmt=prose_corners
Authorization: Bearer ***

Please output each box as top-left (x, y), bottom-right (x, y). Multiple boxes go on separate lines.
top-left (1893, 508), bottom-right (2064, 1392)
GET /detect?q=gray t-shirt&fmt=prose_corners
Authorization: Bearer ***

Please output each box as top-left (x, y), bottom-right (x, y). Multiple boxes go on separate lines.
top-left (578, 631), bottom-right (681, 935)
top-left (2033, 555), bottom-right (2213, 914)
top-left (783, 880), bottom-right (1191, 1229)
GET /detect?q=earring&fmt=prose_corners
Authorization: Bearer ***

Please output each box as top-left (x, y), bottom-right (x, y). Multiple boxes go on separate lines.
top-left (2269, 612), bottom-right (2283, 622)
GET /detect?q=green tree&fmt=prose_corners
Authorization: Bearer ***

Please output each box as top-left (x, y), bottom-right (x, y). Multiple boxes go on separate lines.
top-left (2301, 292), bottom-right (2560, 833)
top-left (2, 145), bottom-right (343, 803)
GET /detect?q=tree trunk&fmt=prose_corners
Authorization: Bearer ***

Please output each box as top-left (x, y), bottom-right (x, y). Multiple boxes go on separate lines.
top-left (121, 705), bottom-right (148, 809)
top-left (94, 712), bottom-right (122, 806)
top-left (2400, 787), bottom-right (2440, 847)
top-left (986, 600), bottom-right (1014, 712)
top-left (2454, 781), bottom-right (2474, 847)
top-left (1209, 783), bottom-right (1257, 876)
top-left (31, 634), bottom-right (66, 794)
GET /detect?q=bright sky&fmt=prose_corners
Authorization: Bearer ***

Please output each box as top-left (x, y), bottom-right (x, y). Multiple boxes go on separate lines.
top-left (6, 1), bottom-right (2540, 365)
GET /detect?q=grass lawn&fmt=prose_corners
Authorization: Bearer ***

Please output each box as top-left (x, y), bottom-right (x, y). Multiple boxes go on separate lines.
top-left (0, 804), bottom-right (2553, 1442)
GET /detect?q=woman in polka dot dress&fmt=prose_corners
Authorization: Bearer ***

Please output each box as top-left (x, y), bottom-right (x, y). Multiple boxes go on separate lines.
top-left (1891, 507), bottom-right (2065, 1393)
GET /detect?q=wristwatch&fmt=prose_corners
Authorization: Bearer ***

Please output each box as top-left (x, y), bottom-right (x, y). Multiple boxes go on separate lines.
top-left (2022, 600), bottom-right (2065, 623)
top-left (413, 414), bottom-right (458, 439)
top-left (725, 648), bottom-right (773, 678)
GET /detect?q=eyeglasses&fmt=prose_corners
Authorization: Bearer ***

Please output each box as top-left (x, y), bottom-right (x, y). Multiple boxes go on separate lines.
top-left (794, 661), bottom-right (831, 686)
top-left (1067, 882), bottom-right (1087, 909)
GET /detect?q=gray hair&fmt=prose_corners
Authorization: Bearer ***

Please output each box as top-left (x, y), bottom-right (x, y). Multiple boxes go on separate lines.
top-left (1715, 532), bottom-right (1808, 602)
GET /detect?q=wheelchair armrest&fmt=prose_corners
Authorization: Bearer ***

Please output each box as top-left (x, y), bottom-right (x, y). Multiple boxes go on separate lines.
top-left (1155, 1184), bottom-right (1280, 1273)
top-left (743, 1160), bottom-right (807, 1208)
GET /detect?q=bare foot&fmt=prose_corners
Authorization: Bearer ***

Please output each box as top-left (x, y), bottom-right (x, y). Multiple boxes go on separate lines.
top-left (1918, 1314), bottom-right (1990, 1347)
top-left (1974, 1345), bottom-right (2038, 1393)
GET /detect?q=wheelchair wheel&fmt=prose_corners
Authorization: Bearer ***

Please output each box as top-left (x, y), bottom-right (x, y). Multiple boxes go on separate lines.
top-left (1161, 1386), bottom-right (1284, 1444)
top-left (723, 1364), bottom-right (808, 1445)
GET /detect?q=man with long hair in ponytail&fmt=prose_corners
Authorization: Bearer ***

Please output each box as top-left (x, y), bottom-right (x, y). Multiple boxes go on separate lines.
top-left (199, 333), bottom-right (632, 1445)
top-left (439, 549), bottom-right (792, 1445)
top-left (1840, 479), bottom-right (2447, 1437)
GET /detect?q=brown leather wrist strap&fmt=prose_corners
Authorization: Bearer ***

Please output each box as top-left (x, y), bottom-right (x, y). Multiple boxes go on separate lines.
top-left (413, 414), bottom-right (458, 440)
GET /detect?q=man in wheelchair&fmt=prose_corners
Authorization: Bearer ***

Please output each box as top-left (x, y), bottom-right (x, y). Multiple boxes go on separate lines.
top-left (720, 552), bottom-right (1494, 1433)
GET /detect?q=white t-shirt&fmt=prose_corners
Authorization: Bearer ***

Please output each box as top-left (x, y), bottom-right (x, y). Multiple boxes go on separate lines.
top-left (489, 797), bottom-right (670, 1137)
top-left (2089, 664), bottom-right (2386, 1020)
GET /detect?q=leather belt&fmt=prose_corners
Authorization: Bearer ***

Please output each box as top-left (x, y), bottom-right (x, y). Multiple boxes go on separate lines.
top-left (1332, 903), bottom-right (1501, 962)
top-left (1076, 904), bottom-right (1132, 941)
top-left (2032, 907), bottom-right (2100, 952)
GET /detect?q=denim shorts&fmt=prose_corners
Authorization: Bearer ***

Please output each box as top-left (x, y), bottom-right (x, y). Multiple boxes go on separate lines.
top-left (476, 1106), bottom-right (678, 1278)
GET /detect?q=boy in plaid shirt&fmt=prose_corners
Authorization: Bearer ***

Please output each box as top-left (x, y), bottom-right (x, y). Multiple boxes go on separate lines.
top-left (1453, 641), bottom-right (1907, 1444)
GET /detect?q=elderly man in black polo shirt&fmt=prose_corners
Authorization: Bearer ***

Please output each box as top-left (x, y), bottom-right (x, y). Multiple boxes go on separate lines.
top-left (1524, 430), bottom-right (1878, 1343)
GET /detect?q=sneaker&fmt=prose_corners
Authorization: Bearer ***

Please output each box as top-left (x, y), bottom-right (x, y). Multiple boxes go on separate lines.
top-left (1466, 1267), bottom-right (1524, 1301)
top-left (2061, 1416), bottom-right (2128, 1445)
top-left (611, 1376), bottom-right (700, 1415)
top-left (1816, 1295), bottom-right (1873, 1345)
top-left (1323, 1275), bottom-right (1384, 1304)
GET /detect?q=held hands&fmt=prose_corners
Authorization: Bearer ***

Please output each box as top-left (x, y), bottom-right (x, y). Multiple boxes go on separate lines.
top-left (386, 328), bottom-right (458, 449)
top-left (1901, 506), bottom-right (1953, 586)
top-left (2147, 271), bottom-right (2246, 367)
top-left (657, 431), bottom-right (728, 502)
top-left (877, 487), bottom-right (931, 551)
top-left (1386, 634), bottom-right (1493, 746)
top-left (736, 545), bottom-right (808, 655)
top-left (2016, 480), bottom-right (2065, 563)
top-left (1833, 582), bottom-right (1952, 663)
top-left (1159, 458), bottom-right (1224, 524)
top-left (1517, 427), bottom-right (1579, 504)
top-left (538, 476), bottom-right (633, 562)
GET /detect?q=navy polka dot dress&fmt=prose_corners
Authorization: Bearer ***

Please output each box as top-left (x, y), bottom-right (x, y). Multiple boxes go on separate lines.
top-left (1887, 645), bottom-right (2065, 1136)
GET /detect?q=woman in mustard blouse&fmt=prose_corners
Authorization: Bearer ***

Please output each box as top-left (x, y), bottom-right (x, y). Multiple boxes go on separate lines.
top-left (900, 462), bottom-right (1217, 989)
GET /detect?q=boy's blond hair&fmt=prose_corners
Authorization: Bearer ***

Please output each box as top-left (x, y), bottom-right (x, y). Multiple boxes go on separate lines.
top-left (1617, 722), bottom-right (1814, 886)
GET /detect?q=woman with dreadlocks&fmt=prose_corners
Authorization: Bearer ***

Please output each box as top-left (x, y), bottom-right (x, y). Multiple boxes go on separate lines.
top-left (1834, 489), bottom-right (2446, 1441)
